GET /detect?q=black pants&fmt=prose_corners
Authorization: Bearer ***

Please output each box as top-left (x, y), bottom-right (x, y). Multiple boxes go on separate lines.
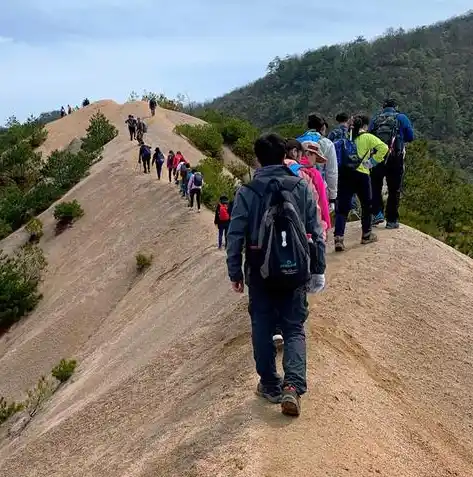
top-left (128, 127), bottom-right (136, 141)
top-left (168, 167), bottom-right (173, 183)
top-left (335, 169), bottom-right (372, 237)
top-left (371, 154), bottom-right (405, 223)
top-left (189, 188), bottom-right (201, 210)
top-left (142, 157), bottom-right (151, 173)
top-left (156, 163), bottom-right (163, 179)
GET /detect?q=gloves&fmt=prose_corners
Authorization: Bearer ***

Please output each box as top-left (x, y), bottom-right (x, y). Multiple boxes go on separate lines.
top-left (307, 274), bottom-right (325, 294)
top-left (361, 157), bottom-right (377, 170)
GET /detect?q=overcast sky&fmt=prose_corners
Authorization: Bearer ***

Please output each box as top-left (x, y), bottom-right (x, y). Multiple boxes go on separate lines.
top-left (0, 0), bottom-right (471, 122)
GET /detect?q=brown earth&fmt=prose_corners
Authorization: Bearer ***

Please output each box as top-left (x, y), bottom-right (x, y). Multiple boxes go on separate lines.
top-left (0, 101), bottom-right (472, 477)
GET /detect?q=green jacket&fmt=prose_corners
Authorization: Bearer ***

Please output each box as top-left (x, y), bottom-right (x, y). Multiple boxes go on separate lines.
top-left (354, 132), bottom-right (389, 175)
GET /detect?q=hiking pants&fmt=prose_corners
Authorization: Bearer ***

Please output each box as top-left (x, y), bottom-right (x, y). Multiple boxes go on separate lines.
top-left (180, 179), bottom-right (188, 197)
top-left (168, 167), bottom-right (173, 183)
top-left (156, 162), bottom-right (163, 179)
top-left (335, 169), bottom-right (372, 237)
top-left (371, 155), bottom-right (405, 223)
top-left (151, 107), bottom-right (156, 116)
top-left (248, 282), bottom-right (307, 395)
top-left (189, 188), bottom-right (201, 210)
top-left (128, 127), bottom-right (136, 141)
top-left (217, 223), bottom-right (229, 248)
top-left (142, 157), bottom-right (151, 173)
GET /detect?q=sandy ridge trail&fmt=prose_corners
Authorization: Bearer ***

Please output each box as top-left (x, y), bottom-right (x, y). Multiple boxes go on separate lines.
top-left (0, 101), bottom-right (472, 476)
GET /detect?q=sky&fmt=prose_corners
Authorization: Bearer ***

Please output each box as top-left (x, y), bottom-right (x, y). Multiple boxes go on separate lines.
top-left (0, 0), bottom-right (472, 122)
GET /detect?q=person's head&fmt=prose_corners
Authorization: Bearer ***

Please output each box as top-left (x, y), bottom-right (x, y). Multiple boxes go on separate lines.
top-left (335, 112), bottom-right (349, 125)
top-left (352, 114), bottom-right (371, 138)
top-left (186, 163), bottom-right (191, 169)
top-left (219, 195), bottom-right (229, 204)
top-left (307, 113), bottom-right (327, 135)
top-left (191, 168), bottom-right (197, 173)
top-left (139, 140), bottom-right (144, 146)
top-left (254, 133), bottom-right (286, 167)
top-left (137, 117), bottom-right (141, 122)
top-left (176, 151), bottom-right (181, 155)
top-left (302, 141), bottom-right (327, 166)
top-left (169, 150), bottom-right (174, 155)
top-left (155, 147), bottom-right (161, 153)
top-left (383, 98), bottom-right (397, 109)
top-left (285, 138), bottom-right (303, 162)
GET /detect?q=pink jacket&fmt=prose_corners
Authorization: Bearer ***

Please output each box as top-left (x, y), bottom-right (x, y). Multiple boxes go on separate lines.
top-left (300, 157), bottom-right (331, 231)
top-left (284, 159), bottom-right (327, 240)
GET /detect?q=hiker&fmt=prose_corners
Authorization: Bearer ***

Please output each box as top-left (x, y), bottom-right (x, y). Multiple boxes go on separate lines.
top-left (67, 104), bottom-right (73, 115)
top-left (297, 113), bottom-right (338, 210)
top-left (126, 115), bottom-right (137, 141)
top-left (82, 98), bottom-right (90, 107)
top-left (60, 106), bottom-right (66, 118)
top-left (173, 151), bottom-right (184, 182)
top-left (149, 97), bottom-right (157, 116)
top-left (136, 118), bottom-right (147, 142)
top-left (180, 162), bottom-right (191, 197)
top-left (138, 140), bottom-right (152, 174)
top-left (187, 169), bottom-right (204, 212)
top-left (152, 147), bottom-right (165, 179)
top-left (333, 115), bottom-right (389, 252)
top-left (328, 112), bottom-right (351, 142)
top-left (175, 157), bottom-right (186, 186)
top-left (166, 150), bottom-right (175, 183)
top-left (369, 98), bottom-right (414, 229)
top-left (214, 196), bottom-right (232, 249)
top-left (226, 133), bottom-right (326, 417)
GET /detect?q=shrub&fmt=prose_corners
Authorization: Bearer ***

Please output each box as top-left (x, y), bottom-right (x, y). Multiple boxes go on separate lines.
top-left (220, 118), bottom-right (257, 146)
top-left (25, 218), bottom-right (43, 242)
top-left (174, 124), bottom-right (223, 158)
top-left (29, 126), bottom-right (48, 148)
top-left (0, 397), bottom-right (24, 425)
top-left (51, 358), bottom-right (77, 383)
top-left (15, 244), bottom-right (47, 282)
top-left (81, 111), bottom-right (118, 153)
top-left (0, 219), bottom-right (12, 240)
top-left (231, 136), bottom-right (256, 167)
top-left (53, 200), bottom-right (84, 227)
top-left (226, 161), bottom-right (251, 182)
top-left (25, 376), bottom-right (56, 417)
top-left (0, 250), bottom-right (43, 330)
top-left (136, 253), bottom-right (153, 272)
top-left (196, 157), bottom-right (238, 209)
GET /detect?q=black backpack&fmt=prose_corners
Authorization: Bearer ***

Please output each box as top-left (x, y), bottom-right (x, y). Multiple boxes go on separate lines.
top-left (244, 176), bottom-right (311, 291)
top-left (193, 172), bottom-right (203, 187)
top-left (140, 145), bottom-right (151, 159)
top-left (371, 111), bottom-right (399, 150)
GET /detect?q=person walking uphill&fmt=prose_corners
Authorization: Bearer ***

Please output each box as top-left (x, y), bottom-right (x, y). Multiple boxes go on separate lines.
top-left (215, 196), bottom-right (232, 249)
top-left (149, 97), bottom-right (157, 116)
top-left (126, 115), bottom-right (137, 141)
top-left (166, 150), bottom-right (175, 183)
top-left (187, 169), bottom-right (204, 211)
top-left (152, 147), bottom-right (165, 179)
top-left (226, 133), bottom-right (326, 417)
top-left (138, 140), bottom-right (152, 174)
top-left (369, 98), bottom-right (414, 229)
top-left (333, 115), bottom-right (388, 252)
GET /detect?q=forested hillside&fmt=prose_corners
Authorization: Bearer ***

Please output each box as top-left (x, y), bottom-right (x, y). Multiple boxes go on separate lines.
top-left (206, 12), bottom-right (473, 174)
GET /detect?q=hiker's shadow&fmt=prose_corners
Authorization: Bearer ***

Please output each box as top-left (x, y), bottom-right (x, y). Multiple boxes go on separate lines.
top-left (249, 396), bottom-right (297, 429)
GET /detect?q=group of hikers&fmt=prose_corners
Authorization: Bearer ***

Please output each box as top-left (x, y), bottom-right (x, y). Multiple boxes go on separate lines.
top-left (225, 98), bottom-right (414, 417)
top-left (59, 98), bottom-right (90, 118)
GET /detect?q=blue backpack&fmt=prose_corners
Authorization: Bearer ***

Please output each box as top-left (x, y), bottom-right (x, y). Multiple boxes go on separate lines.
top-left (334, 136), bottom-right (369, 170)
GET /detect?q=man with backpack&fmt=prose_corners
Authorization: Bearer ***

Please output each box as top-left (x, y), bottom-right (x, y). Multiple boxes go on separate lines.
top-left (226, 133), bottom-right (326, 417)
top-left (149, 97), bottom-right (157, 116)
top-left (125, 115), bottom-right (137, 141)
top-left (138, 140), bottom-right (152, 174)
top-left (328, 112), bottom-right (351, 143)
top-left (152, 147), bottom-right (165, 179)
top-left (187, 169), bottom-right (204, 212)
top-left (180, 162), bottom-right (191, 197)
top-left (214, 196), bottom-right (232, 249)
top-left (166, 150), bottom-right (175, 183)
top-left (369, 99), bottom-right (414, 229)
top-left (136, 118), bottom-right (147, 142)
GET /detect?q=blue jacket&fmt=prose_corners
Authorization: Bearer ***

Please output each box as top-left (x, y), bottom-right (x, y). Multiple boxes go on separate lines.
top-left (369, 107), bottom-right (414, 149)
top-left (328, 125), bottom-right (349, 142)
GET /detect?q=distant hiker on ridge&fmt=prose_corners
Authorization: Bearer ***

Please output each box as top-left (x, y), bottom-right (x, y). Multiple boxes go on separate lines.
top-left (67, 105), bottom-right (73, 115)
top-left (82, 98), bottom-right (90, 107)
top-left (369, 98), bottom-right (414, 229)
top-left (138, 140), bottom-right (152, 174)
top-left (152, 147), bottom-right (165, 180)
top-left (60, 106), bottom-right (66, 118)
top-left (226, 133), bottom-right (326, 417)
top-left (125, 115), bottom-right (137, 141)
top-left (149, 97), bottom-right (157, 116)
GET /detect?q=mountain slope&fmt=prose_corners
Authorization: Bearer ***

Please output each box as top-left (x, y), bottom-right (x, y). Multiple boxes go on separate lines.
top-left (206, 12), bottom-right (473, 174)
top-left (0, 102), bottom-right (472, 476)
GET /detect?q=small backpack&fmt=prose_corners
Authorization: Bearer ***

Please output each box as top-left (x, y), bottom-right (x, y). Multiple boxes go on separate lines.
top-left (243, 176), bottom-right (311, 291)
top-left (193, 172), bottom-right (203, 187)
top-left (141, 145), bottom-right (151, 159)
top-left (181, 166), bottom-right (189, 179)
top-left (218, 203), bottom-right (230, 222)
top-left (334, 135), bottom-right (370, 170)
top-left (371, 112), bottom-right (399, 149)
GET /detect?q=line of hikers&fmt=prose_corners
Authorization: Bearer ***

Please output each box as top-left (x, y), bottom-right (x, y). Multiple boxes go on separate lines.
top-left (225, 98), bottom-right (414, 417)
top-left (59, 98), bottom-right (90, 118)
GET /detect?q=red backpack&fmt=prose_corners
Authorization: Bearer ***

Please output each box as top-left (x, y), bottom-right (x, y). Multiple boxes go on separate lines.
top-left (218, 203), bottom-right (230, 222)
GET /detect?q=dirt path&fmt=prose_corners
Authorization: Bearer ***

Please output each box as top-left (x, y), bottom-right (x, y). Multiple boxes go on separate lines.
top-left (0, 102), bottom-right (472, 477)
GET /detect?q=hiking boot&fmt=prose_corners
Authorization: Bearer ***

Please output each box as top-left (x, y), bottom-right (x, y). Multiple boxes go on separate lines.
top-left (256, 383), bottom-right (282, 404)
top-left (386, 221), bottom-right (400, 230)
top-left (272, 334), bottom-right (284, 351)
top-left (334, 236), bottom-right (345, 252)
top-left (372, 212), bottom-right (385, 226)
top-left (281, 385), bottom-right (301, 417)
top-left (361, 232), bottom-right (378, 245)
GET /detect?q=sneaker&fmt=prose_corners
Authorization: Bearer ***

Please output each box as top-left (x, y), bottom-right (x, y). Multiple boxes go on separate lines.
top-left (372, 212), bottom-right (385, 226)
top-left (361, 232), bottom-right (378, 245)
top-left (272, 334), bottom-right (284, 351)
top-left (334, 236), bottom-right (345, 252)
top-left (256, 383), bottom-right (282, 404)
top-left (281, 385), bottom-right (301, 417)
top-left (386, 221), bottom-right (400, 230)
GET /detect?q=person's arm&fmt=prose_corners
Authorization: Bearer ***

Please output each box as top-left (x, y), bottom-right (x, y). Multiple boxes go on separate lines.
top-left (399, 114), bottom-right (414, 143)
top-left (214, 205), bottom-right (220, 225)
top-left (187, 175), bottom-right (194, 195)
top-left (324, 142), bottom-right (338, 201)
top-left (151, 155), bottom-right (155, 166)
top-left (368, 134), bottom-right (389, 164)
top-left (302, 183), bottom-right (326, 275)
top-left (226, 190), bottom-right (249, 284)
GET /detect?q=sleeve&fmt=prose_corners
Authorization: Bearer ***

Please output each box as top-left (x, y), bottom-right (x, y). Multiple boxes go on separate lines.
top-left (301, 183), bottom-right (326, 275)
top-left (187, 175), bottom-right (194, 194)
top-left (226, 190), bottom-right (249, 283)
top-left (369, 134), bottom-right (389, 163)
top-left (324, 142), bottom-right (338, 201)
top-left (399, 114), bottom-right (414, 143)
top-left (214, 205), bottom-right (220, 225)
